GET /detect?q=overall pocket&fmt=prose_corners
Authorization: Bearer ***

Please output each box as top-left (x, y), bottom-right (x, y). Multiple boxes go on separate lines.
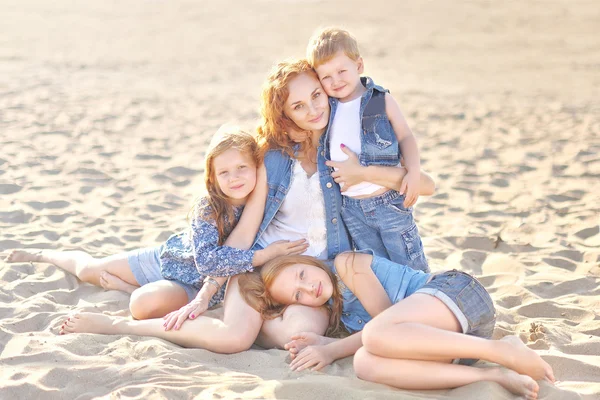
top-left (363, 116), bottom-right (393, 150)
top-left (400, 223), bottom-right (426, 261)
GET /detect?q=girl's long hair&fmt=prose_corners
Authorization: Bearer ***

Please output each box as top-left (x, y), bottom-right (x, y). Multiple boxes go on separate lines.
top-left (192, 125), bottom-right (260, 244)
top-left (256, 58), bottom-right (320, 159)
top-left (238, 255), bottom-right (347, 338)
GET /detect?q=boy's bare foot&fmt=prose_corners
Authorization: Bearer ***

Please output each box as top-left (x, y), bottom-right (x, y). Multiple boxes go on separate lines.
top-left (492, 368), bottom-right (539, 399)
top-left (60, 312), bottom-right (124, 335)
top-left (5, 249), bottom-right (44, 263)
top-left (500, 335), bottom-right (555, 382)
top-left (99, 271), bottom-right (137, 294)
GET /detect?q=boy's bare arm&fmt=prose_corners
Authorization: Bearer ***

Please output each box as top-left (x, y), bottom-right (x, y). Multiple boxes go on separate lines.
top-left (385, 93), bottom-right (421, 206)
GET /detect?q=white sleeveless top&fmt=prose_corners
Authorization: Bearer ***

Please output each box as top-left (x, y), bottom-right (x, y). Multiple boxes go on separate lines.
top-left (329, 97), bottom-right (387, 197)
top-left (257, 160), bottom-right (328, 259)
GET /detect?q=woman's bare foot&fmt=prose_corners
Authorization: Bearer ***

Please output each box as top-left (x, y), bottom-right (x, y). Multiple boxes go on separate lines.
top-left (100, 271), bottom-right (137, 294)
top-left (60, 312), bottom-right (125, 335)
top-left (5, 249), bottom-right (44, 263)
top-left (500, 335), bottom-right (555, 382)
top-left (490, 367), bottom-right (539, 399)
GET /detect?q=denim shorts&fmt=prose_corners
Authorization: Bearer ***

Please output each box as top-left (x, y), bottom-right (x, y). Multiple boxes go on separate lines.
top-left (341, 190), bottom-right (429, 272)
top-left (127, 245), bottom-right (199, 301)
top-left (416, 270), bottom-right (496, 365)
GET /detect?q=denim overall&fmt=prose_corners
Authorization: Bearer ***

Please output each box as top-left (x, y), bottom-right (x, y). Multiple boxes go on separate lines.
top-left (326, 76), bottom-right (428, 272)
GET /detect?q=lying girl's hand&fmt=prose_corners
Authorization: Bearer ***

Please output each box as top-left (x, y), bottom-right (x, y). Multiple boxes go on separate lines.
top-left (289, 345), bottom-right (334, 372)
top-left (285, 331), bottom-right (332, 359)
top-left (163, 292), bottom-right (210, 331)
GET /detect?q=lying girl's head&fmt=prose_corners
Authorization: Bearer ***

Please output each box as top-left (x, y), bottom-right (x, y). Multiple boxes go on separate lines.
top-left (238, 255), bottom-right (345, 337)
top-left (256, 59), bottom-right (329, 157)
top-left (200, 125), bottom-right (260, 243)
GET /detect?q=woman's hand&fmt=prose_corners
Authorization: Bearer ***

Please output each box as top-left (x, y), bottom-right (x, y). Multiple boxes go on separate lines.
top-left (400, 169), bottom-right (420, 207)
top-left (285, 331), bottom-right (335, 359)
top-left (289, 345), bottom-right (334, 372)
top-left (163, 286), bottom-right (214, 330)
top-left (325, 145), bottom-right (365, 191)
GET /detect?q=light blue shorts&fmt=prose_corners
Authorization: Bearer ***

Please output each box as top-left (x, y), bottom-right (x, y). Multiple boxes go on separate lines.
top-left (127, 245), bottom-right (199, 301)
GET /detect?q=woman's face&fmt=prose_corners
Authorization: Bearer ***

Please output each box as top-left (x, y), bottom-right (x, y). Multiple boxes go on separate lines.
top-left (268, 263), bottom-right (334, 307)
top-left (283, 72), bottom-right (330, 136)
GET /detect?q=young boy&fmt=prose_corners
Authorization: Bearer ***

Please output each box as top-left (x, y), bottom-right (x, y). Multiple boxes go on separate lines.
top-left (307, 27), bottom-right (429, 271)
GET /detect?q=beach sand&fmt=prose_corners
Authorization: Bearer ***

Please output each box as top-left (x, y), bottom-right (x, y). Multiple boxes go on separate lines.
top-left (1, 0), bottom-right (599, 399)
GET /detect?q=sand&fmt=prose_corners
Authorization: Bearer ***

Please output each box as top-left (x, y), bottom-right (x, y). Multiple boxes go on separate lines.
top-left (1, 0), bottom-right (599, 399)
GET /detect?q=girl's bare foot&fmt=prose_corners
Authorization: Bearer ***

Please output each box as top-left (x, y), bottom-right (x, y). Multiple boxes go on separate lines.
top-left (99, 271), bottom-right (137, 294)
top-left (500, 335), bottom-right (555, 382)
top-left (60, 312), bottom-right (125, 335)
top-left (5, 249), bottom-right (44, 263)
top-left (491, 367), bottom-right (539, 399)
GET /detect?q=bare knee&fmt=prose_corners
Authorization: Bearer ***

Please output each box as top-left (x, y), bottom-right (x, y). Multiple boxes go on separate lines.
top-left (362, 318), bottom-right (391, 353)
top-left (354, 347), bottom-right (378, 382)
top-left (129, 290), bottom-right (167, 320)
top-left (76, 260), bottom-right (101, 284)
top-left (284, 304), bottom-right (329, 335)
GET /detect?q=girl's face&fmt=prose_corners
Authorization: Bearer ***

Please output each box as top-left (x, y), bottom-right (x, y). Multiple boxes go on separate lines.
top-left (268, 263), bottom-right (334, 307)
top-left (283, 72), bottom-right (330, 136)
top-left (212, 148), bottom-right (257, 206)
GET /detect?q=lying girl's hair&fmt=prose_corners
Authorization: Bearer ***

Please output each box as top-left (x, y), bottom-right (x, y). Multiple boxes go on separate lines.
top-left (238, 255), bottom-right (347, 338)
top-left (256, 58), bottom-right (320, 159)
top-left (191, 125), bottom-right (260, 245)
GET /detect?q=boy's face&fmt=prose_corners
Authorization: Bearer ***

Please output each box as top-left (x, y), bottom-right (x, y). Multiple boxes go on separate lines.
top-left (314, 51), bottom-right (364, 102)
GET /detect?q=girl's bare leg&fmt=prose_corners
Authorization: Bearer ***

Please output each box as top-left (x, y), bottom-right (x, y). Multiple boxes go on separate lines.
top-left (361, 294), bottom-right (555, 381)
top-left (61, 275), bottom-right (263, 353)
top-left (6, 249), bottom-right (138, 289)
top-left (354, 348), bottom-right (540, 399)
top-left (256, 304), bottom-right (329, 349)
top-left (128, 280), bottom-right (189, 320)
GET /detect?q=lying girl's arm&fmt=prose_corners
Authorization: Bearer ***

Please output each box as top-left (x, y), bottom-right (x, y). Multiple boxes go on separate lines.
top-left (290, 332), bottom-right (364, 371)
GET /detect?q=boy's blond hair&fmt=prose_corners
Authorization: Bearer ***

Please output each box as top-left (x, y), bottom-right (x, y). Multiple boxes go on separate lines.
top-left (306, 27), bottom-right (361, 68)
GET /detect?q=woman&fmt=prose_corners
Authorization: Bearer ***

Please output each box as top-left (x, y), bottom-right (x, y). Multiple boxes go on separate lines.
top-left (59, 59), bottom-right (435, 352)
top-left (239, 253), bottom-right (554, 399)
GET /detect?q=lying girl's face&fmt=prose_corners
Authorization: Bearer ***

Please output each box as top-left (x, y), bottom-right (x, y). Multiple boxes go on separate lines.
top-left (284, 72), bottom-right (330, 134)
top-left (212, 148), bottom-right (257, 206)
top-left (268, 263), bottom-right (334, 307)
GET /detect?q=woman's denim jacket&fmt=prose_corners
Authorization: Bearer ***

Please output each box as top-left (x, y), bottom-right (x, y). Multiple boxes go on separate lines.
top-left (253, 135), bottom-right (352, 259)
top-left (327, 76), bottom-right (401, 167)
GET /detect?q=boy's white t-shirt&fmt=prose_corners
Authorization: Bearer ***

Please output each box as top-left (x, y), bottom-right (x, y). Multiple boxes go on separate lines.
top-left (329, 97), bottom-right (387, 197)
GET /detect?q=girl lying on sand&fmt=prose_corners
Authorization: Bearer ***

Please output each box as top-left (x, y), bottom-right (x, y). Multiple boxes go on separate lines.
top-left (238, 252), bottom-right (555, 400)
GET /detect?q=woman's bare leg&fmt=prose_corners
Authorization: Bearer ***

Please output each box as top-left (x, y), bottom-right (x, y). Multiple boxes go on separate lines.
top-left (256, 304), bottom-right (329, 349)
top-left (361, 294), bottom-right (555, 381)
top-left (354, 348), bottom-right (540, 399)
top-left (6, 249), bottom-right (138, 289)
top-left (60, 275), bottom-right (263, 353)
top-left (128, 280), bottom-right (189, 319)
